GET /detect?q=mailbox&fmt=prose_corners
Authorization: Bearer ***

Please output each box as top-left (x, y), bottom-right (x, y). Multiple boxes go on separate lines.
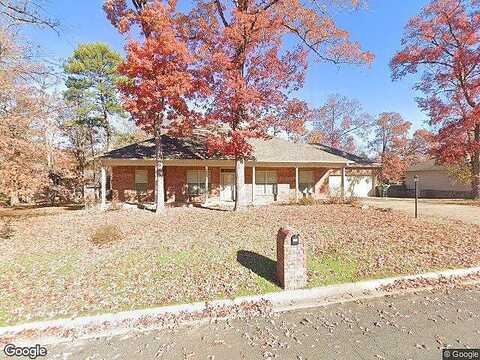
top-left (276, 226), bottom-right (307, 290)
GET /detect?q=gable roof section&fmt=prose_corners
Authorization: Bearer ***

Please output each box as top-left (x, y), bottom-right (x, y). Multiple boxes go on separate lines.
top-left (309, 143), bottom-right (379, 167)
top-left (247, 137), bottom-right (349, 163)
top-left (407, 159), bottom-right (445, 172)
top-left (102, 135), bottom-right (216, 160)
top-left (102, 135), bottom-right (355, 164)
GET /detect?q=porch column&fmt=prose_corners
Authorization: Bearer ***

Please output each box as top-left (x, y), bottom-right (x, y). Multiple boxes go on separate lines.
top-left (205, 165), bottom-right (209, 203)
top-left (295, 167), bottom-right (299, 202)
top-left (252, 166), bottom-right (256, 204)
top-left (341, 167), bottom-right (346, 199)
top-left (371, 169), bottom-right (377, 197)
top-left (101, 165), bottom-right (107, 209)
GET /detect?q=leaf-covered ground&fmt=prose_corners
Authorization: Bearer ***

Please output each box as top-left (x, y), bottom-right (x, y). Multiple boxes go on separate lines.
top-left (1, 204), bottom-right (479, 326)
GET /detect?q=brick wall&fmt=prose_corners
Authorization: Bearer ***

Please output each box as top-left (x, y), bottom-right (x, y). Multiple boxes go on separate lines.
top-left (111, 166), bottom-right (155, 203)
top-left (111, 165), bottom-right (330, 204)
top-left (111, 165), bottom-right (221, 204)
top-left (276, 227), bottom-right (307, 290)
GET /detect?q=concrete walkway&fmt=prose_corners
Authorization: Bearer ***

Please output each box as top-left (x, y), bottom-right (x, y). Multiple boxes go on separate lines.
top-left (361, 197), bottom-right (480, 225)
top-left (48, 285), bottom-right (480, 359)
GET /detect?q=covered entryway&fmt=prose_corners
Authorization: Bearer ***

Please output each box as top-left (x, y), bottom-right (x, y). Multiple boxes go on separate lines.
top-left (220, 169), bottom-right (235, 202)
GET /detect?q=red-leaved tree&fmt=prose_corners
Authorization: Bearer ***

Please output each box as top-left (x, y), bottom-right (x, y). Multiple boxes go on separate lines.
top-left (104, 0), bottom-right (203, 212)
top-left (370, 112), bottom-right (412, 183)
top-left (187, 0), bottom-right (374, 210)
top-left (391, 0), bottom-right (480, 198)
top-left (105, 0), bottom-right (373, 210)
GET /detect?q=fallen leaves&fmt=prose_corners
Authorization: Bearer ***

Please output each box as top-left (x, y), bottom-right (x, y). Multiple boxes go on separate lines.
top-left (1, 204), bottom-right (479, 326)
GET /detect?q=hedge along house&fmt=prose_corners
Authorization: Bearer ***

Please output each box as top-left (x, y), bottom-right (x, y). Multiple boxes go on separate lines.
top-left (99, 134), bottom-right (379, 208)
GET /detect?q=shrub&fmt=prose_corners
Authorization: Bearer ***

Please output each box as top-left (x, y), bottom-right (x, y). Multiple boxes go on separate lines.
top-left (90, 224), bottom-right (123, 246)
top-left (296, 196), bottom-right (319, 206)
top-left (0, 220), bottom-right (14, 239)
top-left (107, 198), bottom-right (122, 212)
top-left (324, 195), bottom-right (359, 206)
top-left (84, 195), bottom-right (96, 210)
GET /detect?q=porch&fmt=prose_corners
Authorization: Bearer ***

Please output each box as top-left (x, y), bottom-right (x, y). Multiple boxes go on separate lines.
top-left (99, 160), bottom-right (349, 208)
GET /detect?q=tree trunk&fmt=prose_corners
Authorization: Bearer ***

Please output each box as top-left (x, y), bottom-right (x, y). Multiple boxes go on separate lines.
top-left (155, 118), bottom-right (166, 213)
top-left (106, 128), bottom-right (111, 152)
top-left (9, 193), bottom-right (19, 207)
top-left (471, 125), bottom-right (480, 199)
top-left (234, 155), bottom-right (247, 211)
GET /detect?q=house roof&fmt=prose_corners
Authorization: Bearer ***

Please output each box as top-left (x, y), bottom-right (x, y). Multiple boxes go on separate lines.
top-left (309, 143), bottom-right (380, 168)
top-left (102, 135), bottom-right (357, 164)
top-left (407, 159), bottom-right (445, 172)
top-left (247, 137), bottom-right (350, 163)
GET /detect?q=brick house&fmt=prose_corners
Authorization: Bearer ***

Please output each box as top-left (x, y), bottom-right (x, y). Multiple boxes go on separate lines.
top-left (99, 134), bottom-right (379, 207)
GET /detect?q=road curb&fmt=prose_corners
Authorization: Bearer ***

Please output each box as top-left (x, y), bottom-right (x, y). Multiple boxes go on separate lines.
top-left (2, 266), bottom-right (480, 344)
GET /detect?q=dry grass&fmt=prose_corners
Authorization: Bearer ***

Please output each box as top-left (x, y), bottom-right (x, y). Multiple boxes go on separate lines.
top-left (90, 225), bottom-right (123, 246)
top-left (0, 204), bottom-right (479, 326)
top-left (0, 220), bottom-right (14, 239)
top-left (289, 197), bottom-right (320, 206)
top-left (0, 205), bottom-right (83, 220)
top-left (323, 195), bottom-right (360, 206)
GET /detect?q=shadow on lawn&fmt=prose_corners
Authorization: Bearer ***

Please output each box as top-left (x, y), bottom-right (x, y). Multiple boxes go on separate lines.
top-left (237, 250), bottom-right (278, 286)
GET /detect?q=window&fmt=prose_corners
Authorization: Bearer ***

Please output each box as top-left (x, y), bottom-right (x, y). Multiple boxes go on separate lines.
top-left (299, 170), bottom-right (314, 195)
top-left (187, 169), bottom-right (211, 195)
top-left (256, 170), bottom-right (277, 196)
top-left (135, 170), bottom-right (148, 193)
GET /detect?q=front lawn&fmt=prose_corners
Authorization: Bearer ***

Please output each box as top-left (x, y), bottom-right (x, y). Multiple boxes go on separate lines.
top-left (1, 204), bottom-right (479, 326)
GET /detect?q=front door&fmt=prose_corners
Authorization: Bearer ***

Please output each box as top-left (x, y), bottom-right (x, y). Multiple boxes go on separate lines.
top-left (220, 170), bottom-right (235, 202)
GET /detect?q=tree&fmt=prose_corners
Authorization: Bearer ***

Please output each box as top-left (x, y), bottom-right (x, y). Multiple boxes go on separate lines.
top-left (0, 0), bottom-right (60, 30)
top-left (391, 0), bottom-right (480, 198)
top-left (308, 94), bottom-right (372, 153)
top-left (407, 129), bottom-right (435, 162)
top-left (104, 0), bottom-right (200, 213)
top-left (56, 96), bottom-right (96, 201)
top-left (370, 112), bottom-right (412, 183)
top-left (186, 0), bottom-right (374, 210)
top-left (0, 28), bottom-right (55, 204)
top-left (112, 128), bottom-right (149, 149)
top-left (105, 0), bottom-right (373, 211)
top-left (64, 42), bottom-right (125, 152)
top-left (267, 99), bottom-right (311, 140)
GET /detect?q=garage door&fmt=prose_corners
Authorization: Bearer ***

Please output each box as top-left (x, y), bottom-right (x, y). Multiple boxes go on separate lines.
top-left (329, 175), bottom-right (374, 198)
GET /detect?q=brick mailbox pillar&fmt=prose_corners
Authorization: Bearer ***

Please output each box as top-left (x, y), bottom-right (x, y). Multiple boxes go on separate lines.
top-left (276, 226), bottom-right (307, 290)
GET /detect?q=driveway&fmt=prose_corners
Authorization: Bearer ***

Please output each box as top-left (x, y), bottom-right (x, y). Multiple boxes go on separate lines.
top-left (361, 197), bottom-right (480, 225)
top-left (47, 285), bottom-right (480, 359)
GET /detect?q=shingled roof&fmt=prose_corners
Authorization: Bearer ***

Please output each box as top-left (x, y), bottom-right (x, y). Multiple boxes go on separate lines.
top-left (407, 159), bottom-right (444, 172)
top-left (309, 143), bottom-right (379, 167)
top-left (102, 135), bottom-right (359, 164)
top-left (102, 135), bottom-right (218, 160)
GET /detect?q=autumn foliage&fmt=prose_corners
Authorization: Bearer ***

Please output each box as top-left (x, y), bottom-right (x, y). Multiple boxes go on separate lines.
top-left (308, 94), bottom-right (373, 153)
top-left (369, 112), bottom-right (412, 182)
top-left (186, 0), bottom-right (373, 159)
top-left (392, 0), bottom-right (480, 197)
top-left (105, 0), bottom-right (373, 210)
top-left (0, 28), bottom-right (75, 205)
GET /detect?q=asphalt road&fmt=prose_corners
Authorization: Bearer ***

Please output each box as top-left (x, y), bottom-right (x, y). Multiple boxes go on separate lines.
top-left (45, 285), bottom-right (480, 360)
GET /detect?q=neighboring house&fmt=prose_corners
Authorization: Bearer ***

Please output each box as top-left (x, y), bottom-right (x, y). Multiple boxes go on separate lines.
top-left (405, 160), bottom-right (471, 199)
top-left (99, 134), bottom-right (379, 206)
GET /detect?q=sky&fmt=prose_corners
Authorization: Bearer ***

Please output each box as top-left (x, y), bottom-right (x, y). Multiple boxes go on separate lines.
top-left (25, 0), bottom-right (431, 133)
